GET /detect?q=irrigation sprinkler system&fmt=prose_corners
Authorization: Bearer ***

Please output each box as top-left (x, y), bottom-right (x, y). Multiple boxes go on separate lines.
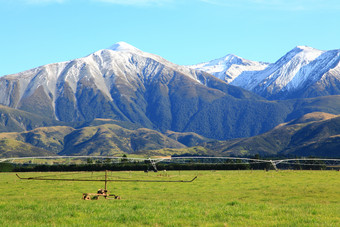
top-left (169, 156), bottom-right (340, 170)
top-left (16, 170), bottom-right (197, 200)
top-left (15, 169), bottom-right (197, 200)
top-left (2, 156), bottom-right (340, 170)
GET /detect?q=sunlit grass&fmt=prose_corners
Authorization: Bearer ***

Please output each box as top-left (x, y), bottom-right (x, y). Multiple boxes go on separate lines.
top-left (0, 170), bottom-right (339, 226)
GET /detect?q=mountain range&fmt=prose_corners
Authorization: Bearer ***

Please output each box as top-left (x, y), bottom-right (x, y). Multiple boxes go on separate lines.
top-left (0, 42), bottom-right (339, 158)
top-left (190, 46), bottom-right (340, 100)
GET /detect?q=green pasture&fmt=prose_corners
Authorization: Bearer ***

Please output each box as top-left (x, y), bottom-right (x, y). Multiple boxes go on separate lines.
top-left (0, 170), bottom-right (339, 226)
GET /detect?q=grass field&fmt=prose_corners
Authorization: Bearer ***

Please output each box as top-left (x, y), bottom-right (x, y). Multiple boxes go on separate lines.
top-left (0, 170), bottom-right (339, 226)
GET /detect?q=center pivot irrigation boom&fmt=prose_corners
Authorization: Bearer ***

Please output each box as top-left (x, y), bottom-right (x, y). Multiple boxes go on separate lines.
top-left (16, 170), bottom-right (197, 200)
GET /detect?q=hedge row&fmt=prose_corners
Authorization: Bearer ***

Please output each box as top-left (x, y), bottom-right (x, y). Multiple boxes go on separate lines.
top-left (0, 162), bottom-right (327, 172)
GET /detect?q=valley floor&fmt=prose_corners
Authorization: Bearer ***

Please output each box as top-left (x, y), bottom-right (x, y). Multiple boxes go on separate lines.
top-left (0, 170), bottom-right (339, 226)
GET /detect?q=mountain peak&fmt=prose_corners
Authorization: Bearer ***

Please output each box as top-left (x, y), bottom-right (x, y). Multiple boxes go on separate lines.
top-left (223, 54), bottom-right (242, 62)
top-left (107, 41), bottom-right (141, 53)
top-left (189, 53), bottom-right (269, 84)
top-left (280, 46), bottom-right (323, 62)
top-left (294, 45), bottom-right (319, 52)
top-left (296, 45), bottom-right (310, 49)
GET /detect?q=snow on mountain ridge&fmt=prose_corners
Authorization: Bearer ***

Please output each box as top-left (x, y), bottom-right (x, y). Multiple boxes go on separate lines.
top-left (190, 45), bottom-right (340, 99)
top-left (231, 46), bottom-right (340, 99)
top-left (295, 45), bottom-right (319, 51)
top-left (108, 41), bottom-right (141, 53)
top-left (189, 54), bottom-right (269, 83)
top-left (249, 46), bottom-right (323, 90)
top-left (231, 46), bottom-right (325, 93)
top-left (105, 42), bottom-right (202, 83)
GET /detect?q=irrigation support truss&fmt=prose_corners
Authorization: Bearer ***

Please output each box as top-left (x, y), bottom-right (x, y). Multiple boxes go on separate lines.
top-left (1, 156), bottom-right (340, 170)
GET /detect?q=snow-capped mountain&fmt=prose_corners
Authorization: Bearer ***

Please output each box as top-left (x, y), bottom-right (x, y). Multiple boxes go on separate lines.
top-left (0, 42), bottom-right (201, 110)
top-left (191, 46), bottom-right (340, 99)
top-left (233, 46), bottom-right (340, 99)
top-left (189, 54), bottom-right (269, 83)
top-left (0, 42), bottom-right (212, 122)
top-left (2, 42), bottom-right (340, 141)
top-left (2, 41), bottom-right (310, 140)
top-left (0, 41), bottom-right (268, 140)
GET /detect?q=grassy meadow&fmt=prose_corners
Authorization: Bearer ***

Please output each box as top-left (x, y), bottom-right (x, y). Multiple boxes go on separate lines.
top-left (0, 170), bottom-right (339, 226)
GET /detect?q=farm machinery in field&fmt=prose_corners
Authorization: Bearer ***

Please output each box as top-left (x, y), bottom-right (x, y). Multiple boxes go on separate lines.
top-left (16, 170), bottom-right (197, 200)
top-left (82, 170), bottom-right (121, 200)
top-left (82, 188), bottom-right (121, 200)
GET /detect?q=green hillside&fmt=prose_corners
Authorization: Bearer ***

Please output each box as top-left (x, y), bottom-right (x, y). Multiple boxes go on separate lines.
top-left (201, 112), bottom-right (340, 158)
top-left (0, 122), bottom-right (209, 158)
top-left (0, 139), bottom-right (53, 158)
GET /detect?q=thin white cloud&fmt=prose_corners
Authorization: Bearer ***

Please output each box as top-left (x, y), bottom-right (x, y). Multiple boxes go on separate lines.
top-left (201, 0), bottom-right (340, 11)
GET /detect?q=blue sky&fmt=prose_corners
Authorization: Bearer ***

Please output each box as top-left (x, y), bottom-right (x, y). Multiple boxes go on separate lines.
top-left (0, 0), bottom-right (339, 76)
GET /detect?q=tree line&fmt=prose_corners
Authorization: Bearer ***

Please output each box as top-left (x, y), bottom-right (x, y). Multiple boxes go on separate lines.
top-left (0, 161), bottom-right (327, 172)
